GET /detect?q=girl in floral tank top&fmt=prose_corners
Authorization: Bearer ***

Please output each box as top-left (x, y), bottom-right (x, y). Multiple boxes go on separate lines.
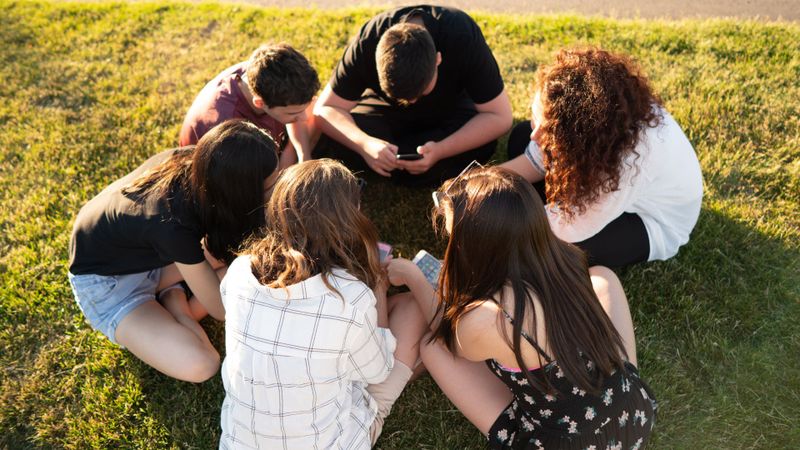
top-left (486, 306), bottom-right (656, 449)
top-left (386, 166), bottom-right (657, 449)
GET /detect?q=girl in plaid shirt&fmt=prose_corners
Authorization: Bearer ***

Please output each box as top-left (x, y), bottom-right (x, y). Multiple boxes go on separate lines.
top-left (219, 159), bottom-right (427, 449)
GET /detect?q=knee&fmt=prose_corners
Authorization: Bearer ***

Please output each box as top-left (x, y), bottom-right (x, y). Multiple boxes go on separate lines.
top-left (588, 266), bottom-right (621, 293)
top-left (419, 333), bottom-right (442, 366)
top-left (389, 294), bottom-right (423, 321)
top-left (390, 299), bottom-right (427, 366)
top-left (180, 349), bottom-right (221, 383)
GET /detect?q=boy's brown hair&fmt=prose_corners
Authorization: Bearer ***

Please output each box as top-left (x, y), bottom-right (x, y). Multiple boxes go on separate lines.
top-left (246, 43), bottom-right (320, 107)
top-left (247, 159), bottom-right (383, 294)
top-left (376, 23), bottom-right (437, 103)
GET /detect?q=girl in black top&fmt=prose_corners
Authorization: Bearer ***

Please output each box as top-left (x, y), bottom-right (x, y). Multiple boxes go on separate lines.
top-left (386, 166), bottom-right (656, 448)
top-left (68, 120), bottom-right (279, 382)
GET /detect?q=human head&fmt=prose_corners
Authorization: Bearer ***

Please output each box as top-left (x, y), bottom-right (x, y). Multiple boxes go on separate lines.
top-left (247, 159), bottom-right (382, 292)
top-left (534, 47), bottom-right (661, 217)
top-left (376, 23), bottom-right (440, 104)
top-left (246, 43), bottom-right (320, 123)
top-left (431, 166), bottom-right (627, 393)
top-left (192, 119), bottom-right (280, 263)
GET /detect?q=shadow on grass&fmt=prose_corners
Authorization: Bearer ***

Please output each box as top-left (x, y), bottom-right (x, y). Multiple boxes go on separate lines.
top-left (618, 207), bottom-right (799, 448)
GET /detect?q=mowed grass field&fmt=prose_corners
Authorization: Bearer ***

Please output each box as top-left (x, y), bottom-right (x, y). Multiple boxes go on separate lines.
top-left (0, 1), bottom-right (798, 448)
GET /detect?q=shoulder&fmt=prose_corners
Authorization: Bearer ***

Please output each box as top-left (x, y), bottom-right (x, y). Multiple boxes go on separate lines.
top-left (188, 63), bottom-right (244, 114)
top-left (221, 255), bottom-right (258, 295)
top-left (457, 300), bottom-right (503, 342)
top-left (440, 7), bottom-right (480, 26)
top-left (453, 300), bottom-right (508, 360)
top-left (354, 8), bottom-right (398, 44)
top-left (227, 254), bottom-right (254, 277)
top-left (207, 62), bottom-right (247, 92)
top-left (435, 7), bottom-right (485, 40)
top-left (638, 106), bottom-right (692, 153)
top-left (327, 268), bottom-right (375, 305)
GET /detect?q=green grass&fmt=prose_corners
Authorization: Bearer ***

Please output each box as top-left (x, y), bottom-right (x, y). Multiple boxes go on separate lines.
top-left (1, 1), bottom-right (798, 448)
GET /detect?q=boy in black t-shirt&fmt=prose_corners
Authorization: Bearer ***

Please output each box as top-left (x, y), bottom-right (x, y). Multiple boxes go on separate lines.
top-left (313, 5), bottom-right (512, 186)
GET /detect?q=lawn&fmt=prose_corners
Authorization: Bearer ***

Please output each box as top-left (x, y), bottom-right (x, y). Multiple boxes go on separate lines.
top-left (0, 1), bottom-right (798, 448)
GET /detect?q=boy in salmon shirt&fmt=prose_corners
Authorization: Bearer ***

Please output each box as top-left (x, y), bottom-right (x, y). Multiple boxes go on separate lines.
top-left (181, 43), bottom-right (319, 168)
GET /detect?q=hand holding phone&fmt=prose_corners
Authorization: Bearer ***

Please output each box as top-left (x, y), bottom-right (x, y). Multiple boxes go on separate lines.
top-left (378, 242), bottom-right (393, 262)
top-left (363, 138), bottom-right (399, 176)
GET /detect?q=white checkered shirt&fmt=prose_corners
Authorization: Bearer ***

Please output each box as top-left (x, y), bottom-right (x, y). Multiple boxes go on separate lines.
top-left (219, 256), bottom-right (396, 450)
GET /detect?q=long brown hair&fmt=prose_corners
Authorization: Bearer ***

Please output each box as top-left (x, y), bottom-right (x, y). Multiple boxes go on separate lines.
top-left (123, 120), bottom-right (279, 263)
top-left (536, 47), bottom-right (661, 219)
top-left (247, 159), bottom-right (382, 293)
top-left (432, 167), bottom-right (628, 394)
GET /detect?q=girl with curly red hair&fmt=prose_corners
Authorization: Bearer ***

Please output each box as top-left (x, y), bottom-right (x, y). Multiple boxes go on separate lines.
top-left (502, 48), bottom-right (703, 267)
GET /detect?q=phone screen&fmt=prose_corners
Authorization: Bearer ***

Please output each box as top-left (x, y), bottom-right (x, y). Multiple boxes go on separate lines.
top-left (412, 250), bottom-right (442, 287)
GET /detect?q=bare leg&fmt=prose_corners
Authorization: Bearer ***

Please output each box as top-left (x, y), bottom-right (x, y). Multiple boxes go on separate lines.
top-left (114, 289), bottom-right (220, 383)
top-left (367, 292), bottom-right (427, 444)
top-left (156, 248), bottom-right (225, 291)
top-left (589, 266), bottom-right (637, 365)
top-left (158, 259), bottom-right (228, 322)
top-left (420, 335), bottom-right (513, 435)
top-left (387, 292), bottom-right (427, 368)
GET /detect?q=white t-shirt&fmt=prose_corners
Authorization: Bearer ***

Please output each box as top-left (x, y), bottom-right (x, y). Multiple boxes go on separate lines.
top-left (524, 107), bottom-right (703, 261)
top-left (219, 256), bottom-right (396, 450)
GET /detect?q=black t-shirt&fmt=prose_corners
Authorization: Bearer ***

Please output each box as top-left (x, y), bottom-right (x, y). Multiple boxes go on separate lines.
top-left (69, 149), bottom-right (206, 276)
top-left (331, 5), bottom-right (504, 114)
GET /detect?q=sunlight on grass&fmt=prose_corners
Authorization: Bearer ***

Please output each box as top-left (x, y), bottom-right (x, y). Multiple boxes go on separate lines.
top-left (0, 1), bottom-right (798, 448)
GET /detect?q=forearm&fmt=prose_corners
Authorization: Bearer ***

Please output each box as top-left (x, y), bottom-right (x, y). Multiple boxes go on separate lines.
top-left (189, 286), bottom-right (224, 321)
top-left (500, 154), bottom-right (545, 183)
top-left (374, 287), bottom-right (390, 328)
top-left (405, 272), bottom-right (438, 328)
top-left (278, 141), bottom-right (299, 169)
top-left (314, 105), bottom-right (372, 155)
top-left (177, 262), bottom-right (226, 321)
top-left (286, 121), bottom-right (312, 162)
top-left (433, 110), bottom-right (511, 158)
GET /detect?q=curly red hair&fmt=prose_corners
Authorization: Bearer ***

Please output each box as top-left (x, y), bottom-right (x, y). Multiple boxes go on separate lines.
top-left (535, 48), bottom-right (662, 218)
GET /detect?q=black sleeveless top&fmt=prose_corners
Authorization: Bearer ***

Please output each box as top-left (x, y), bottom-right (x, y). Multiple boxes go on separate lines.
top-left (486, 308), bottom-right (658, 449)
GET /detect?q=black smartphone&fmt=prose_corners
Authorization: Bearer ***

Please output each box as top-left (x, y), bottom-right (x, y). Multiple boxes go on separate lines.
top-left (396, 153), bottom-right (423, 161)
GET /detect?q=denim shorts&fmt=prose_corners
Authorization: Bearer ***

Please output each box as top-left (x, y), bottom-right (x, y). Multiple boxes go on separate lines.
top-left (68, 268), bottom-right (162, 344)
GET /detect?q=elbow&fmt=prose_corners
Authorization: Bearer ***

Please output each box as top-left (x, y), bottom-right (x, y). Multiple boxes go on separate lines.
top-left (365, 366), bottom-right (392, 385)
top-left (312, 106), bottom-right (332, 132)
top-left (312, 102), bottom-right (326, 120)
top-left (503, 112), bottom-right (513, 131)
top-left (312, 99), bottom-right (333, 124)
top-left (498, 108), bottom-right (513, 133)
top-left (484, 107), bottom-right (513, 139)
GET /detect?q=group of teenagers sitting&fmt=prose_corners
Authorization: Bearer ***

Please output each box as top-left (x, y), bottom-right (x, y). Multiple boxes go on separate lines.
top-left (68, 5), bottom-right (703, 450)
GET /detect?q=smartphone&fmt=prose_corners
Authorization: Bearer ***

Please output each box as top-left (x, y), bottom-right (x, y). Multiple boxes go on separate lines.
top-left (396, 153), bottom-right (423, 161)
top-left (378, 242), bottom-right (393, 262)
top-left (412, 250), bottom-right (442, 287)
